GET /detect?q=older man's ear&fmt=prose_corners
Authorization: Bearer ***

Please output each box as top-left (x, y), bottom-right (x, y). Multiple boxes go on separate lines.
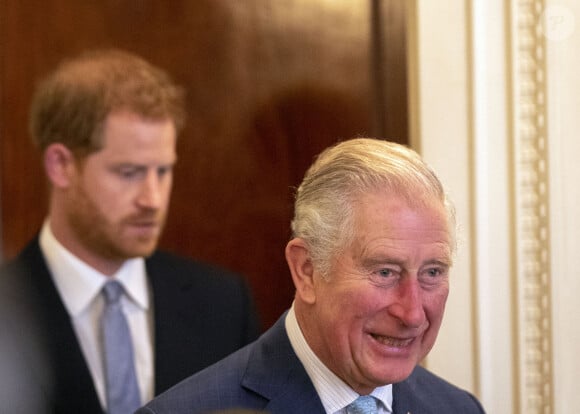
top-left (285, 238), bottom-right (317, 305)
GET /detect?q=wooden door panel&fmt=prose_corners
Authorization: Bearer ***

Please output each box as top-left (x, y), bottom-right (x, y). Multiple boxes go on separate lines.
top-left (0, 0), bottom-right (408, 329)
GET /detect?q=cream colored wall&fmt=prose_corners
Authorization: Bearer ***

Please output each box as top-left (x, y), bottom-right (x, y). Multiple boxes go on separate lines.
top-left (408, 1), bottom-right (579, 413)
top-left (545, 2), bottom-right (580, 413)
top-left (407, 0), bottom-right (480, 396)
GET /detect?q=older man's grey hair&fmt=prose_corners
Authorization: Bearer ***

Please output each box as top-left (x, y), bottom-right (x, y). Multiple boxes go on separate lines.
top-left (290, 137), bottom-right (456, 278)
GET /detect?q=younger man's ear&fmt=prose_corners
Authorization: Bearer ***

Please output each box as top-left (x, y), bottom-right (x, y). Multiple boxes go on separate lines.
top-left (285, 238), bottom-right (317, 305)
top-left (43, 143), bottom-right (76, 188)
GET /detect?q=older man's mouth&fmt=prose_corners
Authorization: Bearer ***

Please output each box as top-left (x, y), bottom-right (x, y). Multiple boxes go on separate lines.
top-left (370, 334), bottom-right (414, 348)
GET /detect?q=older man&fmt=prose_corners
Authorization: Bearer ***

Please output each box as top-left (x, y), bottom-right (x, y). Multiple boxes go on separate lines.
top-left (136, 138), bottom-right (485, 414)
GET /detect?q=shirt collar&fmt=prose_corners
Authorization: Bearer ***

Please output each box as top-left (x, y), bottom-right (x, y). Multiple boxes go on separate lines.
top-left (39, 221), bottom-right (150, 317)
top-left (285, 303), bottom-right (393, 413)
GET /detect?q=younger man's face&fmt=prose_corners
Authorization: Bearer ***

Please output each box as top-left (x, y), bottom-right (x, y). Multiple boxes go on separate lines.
top-left (66, 110), bottom-right (177, 268)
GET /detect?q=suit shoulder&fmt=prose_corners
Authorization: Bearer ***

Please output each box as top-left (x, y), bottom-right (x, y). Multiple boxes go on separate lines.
top-left (147, 250), bottom-right (246, 286)
top-left (408, 365), bottom-right (468, 391)
top-left (146, 250), bottom-right (260, 334)
top-left (0, 239), bottom-right (45, 298)
top-left (1, 239), bottom-right (40, 272)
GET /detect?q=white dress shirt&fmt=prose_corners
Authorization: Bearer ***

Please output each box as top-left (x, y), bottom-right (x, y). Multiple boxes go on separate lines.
top-left (39, 221), bottom-right (154, 409)
top-left (285, 303), bottom-right (393, 413)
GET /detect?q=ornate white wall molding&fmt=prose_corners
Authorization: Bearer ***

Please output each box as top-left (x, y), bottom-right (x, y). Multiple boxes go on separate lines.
top-left (409, 0), bottom-right (579, 412)
top-left (512, 1), bottom-right (554, 412)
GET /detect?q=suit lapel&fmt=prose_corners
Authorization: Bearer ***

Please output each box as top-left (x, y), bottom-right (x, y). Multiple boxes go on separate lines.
top-left (392, 367), bottom-right (434, 414)
top-left (393, 379), bottom-right (416, 414)
top-left (241, 315), bottom-right (326, 414)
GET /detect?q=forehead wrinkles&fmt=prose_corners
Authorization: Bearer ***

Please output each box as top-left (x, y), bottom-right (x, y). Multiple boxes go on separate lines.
top-left (350, 199), bottom-right (452, 263)
top-left (356, 190), bottom-right (448, 228)
top-left (355, 237), bottom-right (452, 267)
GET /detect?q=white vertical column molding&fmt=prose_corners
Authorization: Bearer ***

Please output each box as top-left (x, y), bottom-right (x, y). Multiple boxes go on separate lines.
top-left (411, 0), bottom-right (580, 412)
top-left (511, 1), bottom-right (554, 412)
top-left (470, 1), bottom-right (517, 413)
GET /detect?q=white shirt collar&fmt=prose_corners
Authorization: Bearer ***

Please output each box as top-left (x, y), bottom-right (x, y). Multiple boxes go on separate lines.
top-left (39, 220), bottom-right (150, 317)
top-left (285, 303), bottom-right (393, 413)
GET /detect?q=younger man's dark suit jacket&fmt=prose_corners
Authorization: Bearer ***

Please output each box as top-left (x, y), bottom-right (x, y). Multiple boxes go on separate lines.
top-left (0, 238), bottom-right (260, 414)
top-left (137, 313), bottom-right (486, 414)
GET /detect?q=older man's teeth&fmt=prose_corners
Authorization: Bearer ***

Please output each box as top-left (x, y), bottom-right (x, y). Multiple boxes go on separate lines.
top-left (371, 334), bottom-right (413, 347)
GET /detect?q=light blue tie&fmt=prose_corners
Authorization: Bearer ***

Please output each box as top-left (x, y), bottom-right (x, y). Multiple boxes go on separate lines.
top-left (102, 281), bottom-right (141, 414)
top-left (346, 395), bottom-right (379, 414)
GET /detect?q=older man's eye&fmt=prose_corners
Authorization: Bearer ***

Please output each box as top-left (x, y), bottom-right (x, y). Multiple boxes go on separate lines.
top-left (425, 268), bottom-right (438, 277)
top-left (377, 269), bottom-right (393, 277)
top-left (427, 266), bottom-right (449, 277)
top-left (368, 267), bottom-right (400, 288)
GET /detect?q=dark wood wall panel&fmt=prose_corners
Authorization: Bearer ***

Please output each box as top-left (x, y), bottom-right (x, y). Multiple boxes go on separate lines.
top-left (0, 0), bottom-right (408, 329)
